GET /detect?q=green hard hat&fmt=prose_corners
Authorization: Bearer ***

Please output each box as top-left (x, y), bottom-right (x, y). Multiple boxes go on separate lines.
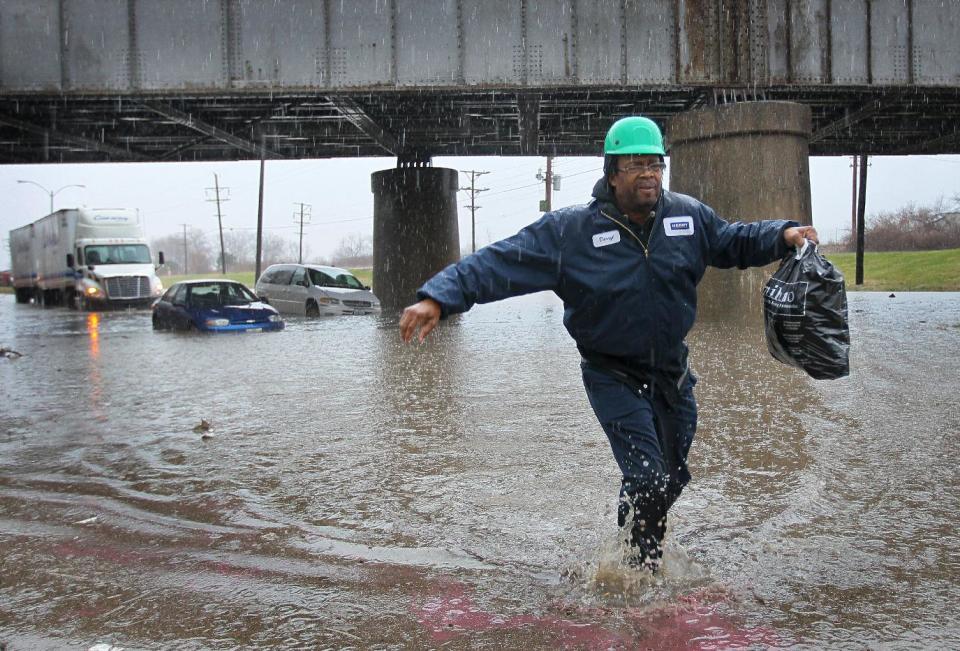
top-left (603, 116), bottom-right (666, 156)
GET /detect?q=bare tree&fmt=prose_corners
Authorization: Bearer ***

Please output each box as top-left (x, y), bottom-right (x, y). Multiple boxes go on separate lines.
top-left (842, 197), bottom-right (960, 252)
top-left (215, 229), bottom-right (309, 270)
top-left (222, 229), bottom-right (257, 269)
top-left (332, 232), bottom-right (373, 267)
top-left (151, 228), bottom-right (215, 274)
top-left (262, 232), bottom-right (304, 267)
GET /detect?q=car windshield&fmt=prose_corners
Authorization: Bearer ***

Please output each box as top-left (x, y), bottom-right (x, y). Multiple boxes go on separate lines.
top-left (309, 268), bottom-right (364, 289)
top-left (84, 244), bottom-right (151, 265)
top-left (188, 282), bottom-right (258, 307)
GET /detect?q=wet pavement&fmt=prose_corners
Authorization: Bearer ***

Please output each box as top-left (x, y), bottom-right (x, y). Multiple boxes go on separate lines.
top-left (1, 289), bottom-right (958, 650)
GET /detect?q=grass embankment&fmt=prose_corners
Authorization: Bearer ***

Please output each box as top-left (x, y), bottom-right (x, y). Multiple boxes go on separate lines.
top-left (824, 248), bottom-right (960, 291)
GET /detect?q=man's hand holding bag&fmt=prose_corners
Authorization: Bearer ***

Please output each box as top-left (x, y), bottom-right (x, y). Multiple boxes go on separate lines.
top-left (763, 240), bottom-right (850, 380)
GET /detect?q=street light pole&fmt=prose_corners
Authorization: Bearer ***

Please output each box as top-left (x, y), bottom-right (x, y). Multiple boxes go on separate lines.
top-left (17, 180), bottom-right (86, 213)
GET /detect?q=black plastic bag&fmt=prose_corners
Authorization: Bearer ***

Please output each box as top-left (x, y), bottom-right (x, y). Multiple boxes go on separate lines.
top-left (763, 241), bottom-right (850, 379)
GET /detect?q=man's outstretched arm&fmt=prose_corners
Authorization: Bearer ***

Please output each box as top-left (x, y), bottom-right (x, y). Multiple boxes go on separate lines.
top-left (398, 213), bottom-right (564, 344)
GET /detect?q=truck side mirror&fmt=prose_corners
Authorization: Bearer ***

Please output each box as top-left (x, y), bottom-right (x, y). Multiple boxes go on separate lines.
top-left (158, 251), bottom-right (165, 266)
top-left (66, 253), bottom-right (75, 268)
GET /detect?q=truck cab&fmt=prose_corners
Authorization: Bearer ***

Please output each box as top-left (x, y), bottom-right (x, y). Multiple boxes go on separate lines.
top-left (10, 207), bottom-right (164, 309)
top-left (69, 209), bottom-right (164, 309)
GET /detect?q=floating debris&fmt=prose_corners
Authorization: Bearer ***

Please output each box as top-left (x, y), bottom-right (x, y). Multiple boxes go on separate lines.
top-left (0, 347), bottom-right (23, 359)
top-left (193, 419), bottom-right (214, 439)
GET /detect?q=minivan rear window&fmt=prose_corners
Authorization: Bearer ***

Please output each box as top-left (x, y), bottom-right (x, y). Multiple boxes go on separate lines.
top-left (267, 268), bottom-right (295, 285)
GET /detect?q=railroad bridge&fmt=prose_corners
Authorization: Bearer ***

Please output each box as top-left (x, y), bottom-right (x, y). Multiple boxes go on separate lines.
top-left (2, 0), bottom-right (958, 306)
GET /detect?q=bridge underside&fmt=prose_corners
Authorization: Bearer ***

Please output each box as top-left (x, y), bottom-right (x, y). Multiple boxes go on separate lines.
top-left (2, 85), bottom-right (958, 165)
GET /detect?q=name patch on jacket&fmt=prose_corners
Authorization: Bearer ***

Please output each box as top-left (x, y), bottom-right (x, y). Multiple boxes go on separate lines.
top-left (663, 216), bottom-right (695, 236)
top-left (592, 230), bottom-right (621, 248)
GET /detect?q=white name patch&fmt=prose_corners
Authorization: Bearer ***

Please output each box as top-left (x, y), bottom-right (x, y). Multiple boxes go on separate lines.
top-left (592, 230), bottom-right (621, 248)
top-left (663, 216), bottom-right (695, 237)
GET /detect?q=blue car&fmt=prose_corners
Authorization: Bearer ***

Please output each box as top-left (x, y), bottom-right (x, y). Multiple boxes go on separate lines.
top-left (152, 279), bottom-right (284, 333)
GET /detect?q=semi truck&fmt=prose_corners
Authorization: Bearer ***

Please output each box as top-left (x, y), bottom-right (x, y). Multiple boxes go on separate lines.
top-left (9, 208), bottom-right (164, 309)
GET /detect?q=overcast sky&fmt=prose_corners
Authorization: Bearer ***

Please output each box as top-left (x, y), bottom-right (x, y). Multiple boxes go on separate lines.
top-left (2, 153), bottom-right (958, 270)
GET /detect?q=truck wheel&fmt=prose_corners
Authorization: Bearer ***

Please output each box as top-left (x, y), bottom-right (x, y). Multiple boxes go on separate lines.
top-left (305, 301), bottom-right (320, 317)
top-left (14, 288), bottom-right (31, 304)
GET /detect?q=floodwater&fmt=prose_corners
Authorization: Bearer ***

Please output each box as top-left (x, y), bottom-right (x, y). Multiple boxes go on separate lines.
top-left (1, 289), bottom-right (958, 650)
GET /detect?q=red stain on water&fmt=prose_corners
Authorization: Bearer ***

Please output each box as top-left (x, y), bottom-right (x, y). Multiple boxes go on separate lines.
top-left (414, 581), bottom-right (623, 648)
top-left (622, 591), bottom-right (783, 650)
top-left (413, 581), bottom-right (782, 650)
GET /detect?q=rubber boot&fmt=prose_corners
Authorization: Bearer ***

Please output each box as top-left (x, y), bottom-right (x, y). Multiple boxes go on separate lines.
top-left (618, 478), bottom-right (669, 572)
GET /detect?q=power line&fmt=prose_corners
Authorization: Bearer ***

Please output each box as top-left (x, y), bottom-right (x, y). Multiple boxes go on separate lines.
top-left (481, 180), bottom-right (545, 198)
top-left (178, 223), bottom-right (190, 274)
top-left (204, 173), bottom-right (230, 274)
top-left (293, 202), bottom-right (312, 264)
top-left (460, 170), bottom-right (489, 253)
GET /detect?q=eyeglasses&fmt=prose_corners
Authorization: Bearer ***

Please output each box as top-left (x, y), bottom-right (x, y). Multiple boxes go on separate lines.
top-left (618, 161), bottom-right (666, 175)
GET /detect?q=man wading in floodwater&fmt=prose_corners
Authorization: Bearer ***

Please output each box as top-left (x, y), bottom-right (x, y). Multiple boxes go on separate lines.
top-left (399, 116), bottom-right (818, 571)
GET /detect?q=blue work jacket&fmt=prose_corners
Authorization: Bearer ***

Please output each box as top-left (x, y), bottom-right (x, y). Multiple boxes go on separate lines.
top-left (418, 178), bottom-right (797, 381)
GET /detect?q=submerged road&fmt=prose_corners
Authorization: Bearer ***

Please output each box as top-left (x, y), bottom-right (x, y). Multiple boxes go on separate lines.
top-left (0, 291), bottom-right (958, 649)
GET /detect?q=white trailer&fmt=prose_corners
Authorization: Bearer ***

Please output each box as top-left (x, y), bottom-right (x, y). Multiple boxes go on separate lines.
top-left (9, 208), bottom-right (164, 309)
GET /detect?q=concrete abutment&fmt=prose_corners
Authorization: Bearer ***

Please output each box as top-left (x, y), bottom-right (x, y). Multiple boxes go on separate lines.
top-left (371, 167), bottom-right (460, 311)
top-left (668, 101), bottom-right (813, 322)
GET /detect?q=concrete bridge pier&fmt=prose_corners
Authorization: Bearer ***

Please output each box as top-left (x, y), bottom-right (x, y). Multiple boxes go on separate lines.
top-left (668, 101), bottom-right (813, 323)
top-left (371, 167), bottom-right (460, 311)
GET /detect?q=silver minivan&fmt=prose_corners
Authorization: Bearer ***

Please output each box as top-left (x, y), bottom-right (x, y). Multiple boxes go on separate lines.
top-left (255, 264), bottom-right (381, 317)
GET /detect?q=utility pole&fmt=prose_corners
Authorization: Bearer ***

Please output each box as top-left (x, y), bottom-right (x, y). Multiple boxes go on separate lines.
top-left (850, 156), bottom-right (858, 238)
top-left (536, 156), bottom-right (560, 212)
top-left (855, 155), bottom-right (868, 286)
top-left (178, 223), bottom-right (190, 275)
top-left (293, 202), bottom-right (312, 264)
top-left (545, 156), bottom-right (553, 212)
top-left (460, 170), bottom-right (489, 253)
top-left (205, 174), bottom-right (229, 274)
top-left (255, 134), bottom-right (266, 283)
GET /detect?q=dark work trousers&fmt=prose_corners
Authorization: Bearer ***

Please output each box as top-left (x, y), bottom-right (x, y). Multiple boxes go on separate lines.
top-left (581, 362), bottom-right (698, 565)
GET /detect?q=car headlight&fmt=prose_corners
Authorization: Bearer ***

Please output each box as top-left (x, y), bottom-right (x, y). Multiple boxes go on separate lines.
top-left (268, 314), bottom-right (282, 322)
top-left (205, 318), bottom-right (230, 327)
top-left (317, 296), bottom-right (340, 305)
top-left (84, 284), bottom-right (105, 298)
